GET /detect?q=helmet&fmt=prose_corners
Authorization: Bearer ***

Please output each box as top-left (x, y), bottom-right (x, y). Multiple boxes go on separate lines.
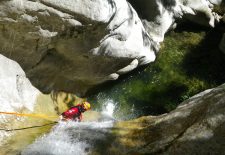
top-left (82, 101), bottom-right (91, 110)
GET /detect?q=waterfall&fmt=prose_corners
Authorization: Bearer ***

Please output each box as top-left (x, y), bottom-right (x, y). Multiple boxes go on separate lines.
top-left (21, 98), bottom-right (116, 155)
top-left (22, 121), bottom-right (114, 155)
top-left (101, 99), bottom-right (116, 118)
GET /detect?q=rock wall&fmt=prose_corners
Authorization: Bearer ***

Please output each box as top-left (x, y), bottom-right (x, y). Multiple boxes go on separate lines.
top-left (0, 0), bottom-right (224, 95)
top-left (0, 54), bottom-right (39, 113)
top-left (108, 84), bottom-right (225, 154)
top-left (0, 54), bottom-right (40, 144)
top-left (0, 0), bottom-right (156, 95)
top-left (129, 0), bottom-right (222, 43)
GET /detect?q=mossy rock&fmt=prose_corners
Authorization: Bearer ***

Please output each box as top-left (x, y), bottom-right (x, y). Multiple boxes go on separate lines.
top-left (89, 22), bottom-right (225, 119)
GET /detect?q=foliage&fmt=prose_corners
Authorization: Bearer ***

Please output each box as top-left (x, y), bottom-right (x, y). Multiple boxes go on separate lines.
top-left (89, 23), bottom-right (225, 119)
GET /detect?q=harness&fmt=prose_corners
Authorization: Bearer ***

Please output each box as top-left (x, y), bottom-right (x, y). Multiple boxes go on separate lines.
top-left (72, 105), bottom-right (85, 120)
top-left (78, 105), bottom-right (85, 113)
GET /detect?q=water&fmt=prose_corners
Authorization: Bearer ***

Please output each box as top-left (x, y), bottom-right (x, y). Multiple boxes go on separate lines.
top-left (102, 100), bottom-right (116, 117)
top-left (20, 101), bottom-right (116, 155)
top-left (22, 120), bottom-right (114, 155)
top-left (89, 90), bottom-right (143, 120)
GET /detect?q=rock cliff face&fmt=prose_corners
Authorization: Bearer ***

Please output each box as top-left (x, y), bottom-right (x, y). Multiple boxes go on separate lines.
top-left (109, 84), bottom-right (225, 154)
top-left (0, 55), bottom-right (39, 113)
top-left (129, 0), bottom-right (222, 43)
top-left (0, 54), bottom-right (40, 143)
top-left (0, 1), bottom-right (224, 154)
top-left (0, 0), bottom-right (224, 95)
top-left (0, 0), bottom-right (156, 95)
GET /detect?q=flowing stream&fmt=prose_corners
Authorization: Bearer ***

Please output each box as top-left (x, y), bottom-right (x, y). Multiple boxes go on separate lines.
top-left (22, 120), bottom-right (114, 155)
top-left (1, 26), bottom-right (221, 154)
top-left (20, 102), bottom-right (116, 155)
top-left (0, 92), bottom-right (116, 155)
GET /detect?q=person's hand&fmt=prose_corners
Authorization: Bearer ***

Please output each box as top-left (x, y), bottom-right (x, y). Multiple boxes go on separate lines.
top-left (59, 115), bottom-right (63, 120)
top-left (59, 115), bottom-right (68, 121)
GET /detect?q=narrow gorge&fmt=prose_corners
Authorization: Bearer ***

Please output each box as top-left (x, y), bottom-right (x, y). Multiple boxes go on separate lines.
top-left (0, 0), bottom-right (225, 154)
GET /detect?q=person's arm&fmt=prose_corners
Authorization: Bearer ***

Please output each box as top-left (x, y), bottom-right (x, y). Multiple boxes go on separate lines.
top-left (61, 111), bottom-right (68, 118)
top-left (78, 113), bottom-right (82, 122)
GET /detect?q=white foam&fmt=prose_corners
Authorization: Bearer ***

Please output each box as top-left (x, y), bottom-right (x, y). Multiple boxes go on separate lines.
top-left (22, 121), bottom-right (114, 155)
top-left (101, 100), bottom-right (115, 117)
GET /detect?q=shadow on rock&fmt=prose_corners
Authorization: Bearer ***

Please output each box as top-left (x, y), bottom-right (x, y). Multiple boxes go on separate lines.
top-left (181, 22), bottom-right (225, 85)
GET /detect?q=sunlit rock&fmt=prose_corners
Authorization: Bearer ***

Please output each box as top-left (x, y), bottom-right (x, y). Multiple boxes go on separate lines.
top-left (129, 0), bottom-right (222, 43)
top-left (0, 54), bottom-right (39, 113)
top-left (0, 54), bottom-right (40, 145)
top-left (109, 84), bottom-right (225, 154)
top-left (0, 0), bottom-right (156, 95)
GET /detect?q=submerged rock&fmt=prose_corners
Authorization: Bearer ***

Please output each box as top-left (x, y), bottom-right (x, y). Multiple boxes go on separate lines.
top-left (109, 84), bottom-right (225, 154)
top-left (0, 0), bottom-right (156, 95)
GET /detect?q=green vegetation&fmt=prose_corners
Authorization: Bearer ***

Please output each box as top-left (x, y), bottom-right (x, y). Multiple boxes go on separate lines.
top-left (89, 23), bottom-right (225, 120)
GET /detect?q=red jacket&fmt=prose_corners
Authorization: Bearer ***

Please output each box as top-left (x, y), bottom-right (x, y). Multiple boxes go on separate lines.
top-left (61, 104), bottom-right (83, 121)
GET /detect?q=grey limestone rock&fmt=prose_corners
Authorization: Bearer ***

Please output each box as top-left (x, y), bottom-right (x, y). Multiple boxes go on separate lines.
top-left (111, 83), bottom-right (225, 155)
top-left (0, 0), bottom-right (156, 95)
top-left (129, 0), bottom-right (222, 43)
top-left (0, 54), bottom-right (39, 112)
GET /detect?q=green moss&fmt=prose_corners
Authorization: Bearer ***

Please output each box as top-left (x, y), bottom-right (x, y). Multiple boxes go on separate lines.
top-left (89, 23), bottom-right (225, 119)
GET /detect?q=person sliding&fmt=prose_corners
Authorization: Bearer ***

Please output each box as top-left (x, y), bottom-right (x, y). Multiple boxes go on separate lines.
top-left (60, 102), bottom-right (91, 122)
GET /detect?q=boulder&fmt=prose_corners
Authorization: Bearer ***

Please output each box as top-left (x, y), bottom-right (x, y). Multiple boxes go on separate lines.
top-left (0, 54), bottom-right (40, 143)
top-left (109, 84), bottom-right (225, 154)
top-left (129, 0), bottom-right (222, 43)
top-left (0, 54), bottom-right (39, 113)
top-left (0, 0), bottom-right (156, 96)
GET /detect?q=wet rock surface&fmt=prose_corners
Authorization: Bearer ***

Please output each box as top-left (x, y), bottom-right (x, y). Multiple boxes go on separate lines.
top-left (109, 84), bottom-right (225, 155)
top-left (0, 1), bottom-right (225, 154)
